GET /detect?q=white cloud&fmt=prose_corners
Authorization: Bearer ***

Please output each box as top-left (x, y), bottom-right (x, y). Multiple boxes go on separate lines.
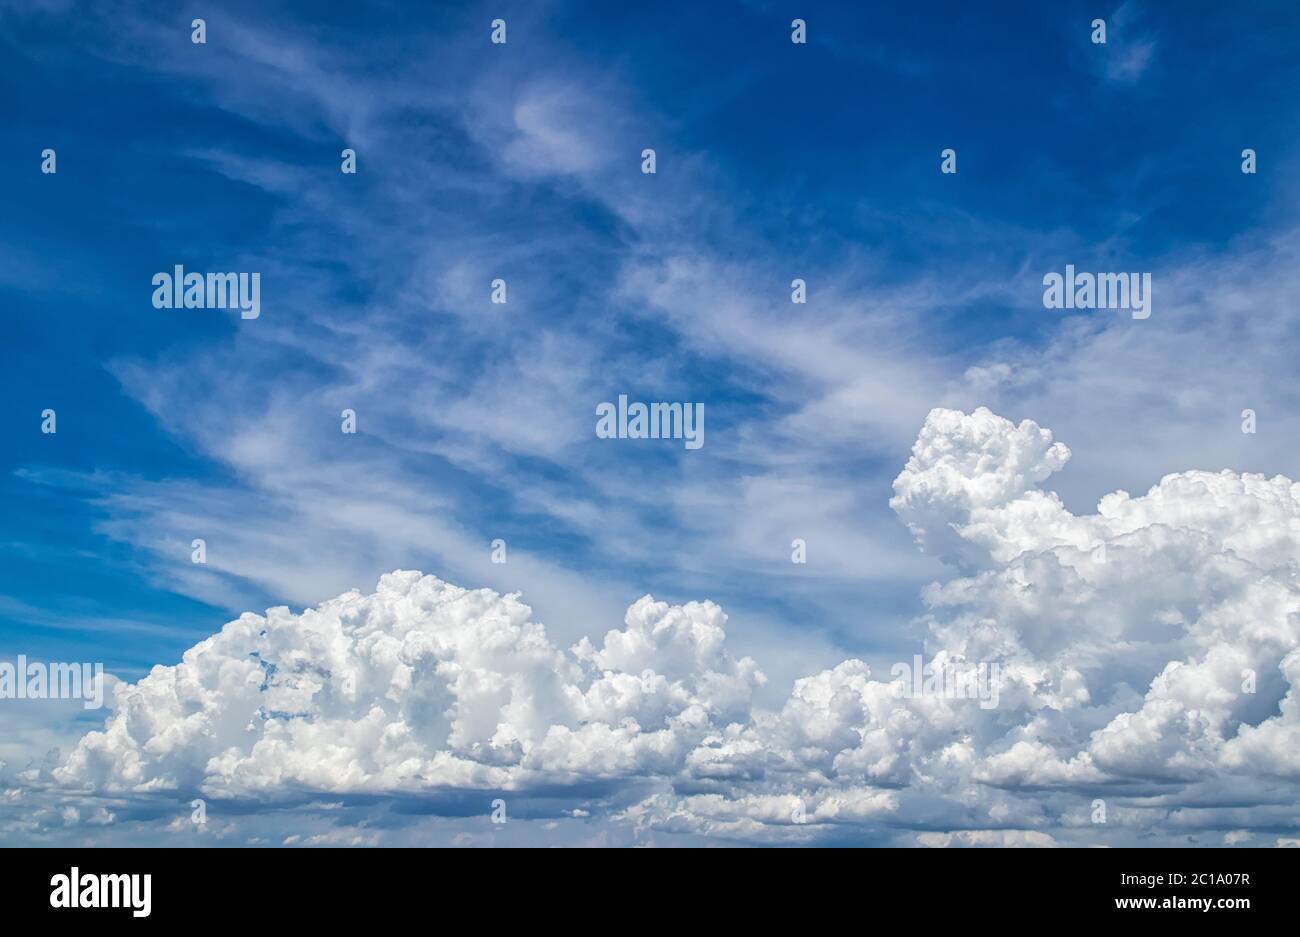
top-left (24, 407), bottom-right (1300, 845)
top-left (916, 830), bottom-right (1060, 849)
top-left (52, 575), bottom-right (763, 798)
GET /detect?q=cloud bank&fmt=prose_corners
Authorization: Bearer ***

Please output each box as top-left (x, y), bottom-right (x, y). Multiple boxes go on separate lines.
top-left (19, 407), bottom-right (1300, 846)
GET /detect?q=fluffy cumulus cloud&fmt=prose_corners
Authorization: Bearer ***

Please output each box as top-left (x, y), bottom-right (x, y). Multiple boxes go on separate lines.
top-left (50, 581), bottom-right (762, 798)
top-left (17, 407), bottom-right (1300, 846)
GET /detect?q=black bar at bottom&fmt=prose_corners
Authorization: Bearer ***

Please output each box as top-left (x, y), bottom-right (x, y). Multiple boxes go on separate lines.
top-left (0, 846), bottom-right (1287, 923)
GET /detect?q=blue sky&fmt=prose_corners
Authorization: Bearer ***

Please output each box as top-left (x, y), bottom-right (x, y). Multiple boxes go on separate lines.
top-left (3, 0), bottom-right (1300, 846)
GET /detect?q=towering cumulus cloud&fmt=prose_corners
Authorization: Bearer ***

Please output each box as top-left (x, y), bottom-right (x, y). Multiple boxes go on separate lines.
top-left (46, 409), bottom-right (1300, 845)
